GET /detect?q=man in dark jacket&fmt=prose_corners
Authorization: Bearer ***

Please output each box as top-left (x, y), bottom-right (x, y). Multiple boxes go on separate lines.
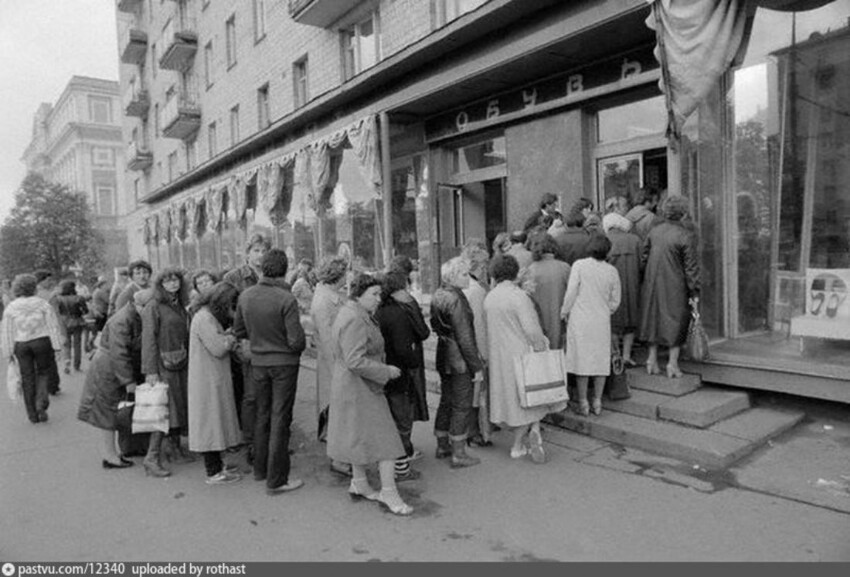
top-left (233, 249), bottom-right (306, 495)
top-left (430, 256), bottom-right (484, 469)
top-left (113, 260), bottom-right (152, 314)
top-left (523, 192), bottom-right (561, 233)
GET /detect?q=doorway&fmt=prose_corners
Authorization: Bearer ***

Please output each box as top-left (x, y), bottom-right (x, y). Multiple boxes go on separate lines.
top-left (452, 178), bottom-right (506, 254)
top-left (595, 148), bottom-right (668, 208)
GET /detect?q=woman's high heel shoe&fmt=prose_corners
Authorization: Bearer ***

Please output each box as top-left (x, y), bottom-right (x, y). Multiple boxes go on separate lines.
top-left (646, 361), bottom-right (662, 375)
top-left (103, 459), bottom-right (133, 469)
top-left (666, 365), bottom-right (683, 379)
top-left (348, 479), bottom-right (379, 502)
top-left (591, 398), bottom-right (602, 416)
top-left (377, 489), bottom-right (413, 516)
top-left (578, 400), bottom-right (590, 417)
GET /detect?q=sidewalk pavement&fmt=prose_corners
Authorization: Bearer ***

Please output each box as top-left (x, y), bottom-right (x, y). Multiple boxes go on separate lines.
top-left (1, 355), bottom-right (849, 561)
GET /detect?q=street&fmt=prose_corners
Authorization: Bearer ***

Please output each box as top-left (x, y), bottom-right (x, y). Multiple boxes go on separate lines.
top-left (1, 358), bottom-right (849, 562)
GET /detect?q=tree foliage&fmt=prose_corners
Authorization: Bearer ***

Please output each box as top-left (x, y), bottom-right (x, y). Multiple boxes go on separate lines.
top-left (0, 172), bottom-right (104, 279)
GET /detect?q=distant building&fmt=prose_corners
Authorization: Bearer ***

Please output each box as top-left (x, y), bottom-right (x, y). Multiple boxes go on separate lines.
top-left (21, 75), bottom-right (130, 272)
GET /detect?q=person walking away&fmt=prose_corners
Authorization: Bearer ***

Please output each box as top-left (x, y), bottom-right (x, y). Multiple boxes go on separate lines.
top-left (188, 282), bottom-right (243, 485)
top-left (604, 197), bottom-right (642, 366)
top-left (53, 280), bottom-right (88, 373)
top-left (639, 196), bottom-right (701, 379)
top-left (527, 233), bottom-right (571, 350)
top-left (327, 273), bottom-right (412, 515)
top-left (430, 257), bottom-right (484, 468)
top-left (233, 249), bottom-right (306, 495)
top-left (77, 288), bottom-right (149, 469)
top-left (626, 187), bottom-right (660, 242)
top-left (561, 234), bottom-right (622, 416)
top-left (140, 268), bottom-right (192, 477)
top-left (0, 274), bottom-right (64, 423)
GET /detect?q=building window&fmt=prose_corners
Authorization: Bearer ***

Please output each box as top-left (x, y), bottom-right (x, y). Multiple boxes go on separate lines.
top-left (96, 185), bottom-right (115, 216)
top-left (204, 41), bottom-right (214, 88)
top-left (431, 0), bottom-right (488, 29)
top-left (257, 83), bottom-right (270, 130)
top-left (91, 147), bottom-right (115, 167)
top-left (208, 121), bottom-right (217, 158)
top-left (167, 151), bottom-right (178, 182)
top-left (154, 103), bottom-right (160, 137)
top-left (151, 42), bottom-right (157, 78)
top-left (88, 96), bottom-right (113, 123)
top-left (225, 15), bottom-right (237, 69)
top-left (230, 105), bottom-right (240, 147)
top-left (252, 0), bottom-right (266, 42)
top-left (186, 141), bottom-right (196, 171)
top-left (293, 56), bottom-right (308, 108)
top-left (340, 11), bottom-right (381, 81)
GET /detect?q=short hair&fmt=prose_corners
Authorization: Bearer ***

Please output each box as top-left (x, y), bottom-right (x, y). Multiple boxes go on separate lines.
top-left (388, 255), bottom-right (414, 277)
top-left (382, 270), bottom-right (409, 298)
top-left (492, 232), bottom-right (511, 255)
top-left (33, 270), bottom-right (52, 283)
top-left (316, 256), bottom-right (348, 285)
top-left (564, 207), bottom-right (586, 228)
top-left (529, 233), bottom-right (559, 261)
top-left (246, 233), bottom-right (271, 253)
top-left (349, 272), bottom-right (381, 299)
top-left (12, 274), bottom-right (38, 298)
top-left (632, 187), bottom-right (660, 207)
top-left (462, 245), bottom-right (490, 281)
top-left (577, 197), bottom-right (594, 211)
top-left (584, 212), bottom-right (603, 233)
top-left (261, 248), bottom-right (289, 279)
top-left (539, 193), bottom-right (558, 209)
top-left (153, 267), bottom-right (188, 306)
top-left (59, 279), bottom-right (77, 296)
top-left (128, 259), bottom-right (152, 276)
top-left (509, 231), bottom-right (527, 245)
top-left (191, 269), bottom-right (218, 291)
top-left (490, 255), bottom-right (519, 284)
top-left (586, 232), bottom-right (612, 260)
top-left (662, 196), bottom-right (690, 222)
top-left (196, 282), bottom-right (240, 329)
top-left (440, 256), bottom-right (469, 286)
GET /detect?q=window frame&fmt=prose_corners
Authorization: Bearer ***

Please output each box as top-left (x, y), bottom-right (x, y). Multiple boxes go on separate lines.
top-left (339, 9), bottom-right (381, 82)
top-left (95, 184), bottom-right (116, 216)
top-left (293, 56), bottom-right (309, 109)
top-left (204, 40), bottom-right (214, 89)
top-left (88, 96), bottom-right (113, 124)
top-left (225, 14), bottom-right (237, 70)
top-left (252, 0), bottom-right (266, 43)
top-left (208, 121), bottom-right (217, 158)
top-left (257, 83), bottom-right (270, 130)
top-left (229, 105), bottom-right (240, 147)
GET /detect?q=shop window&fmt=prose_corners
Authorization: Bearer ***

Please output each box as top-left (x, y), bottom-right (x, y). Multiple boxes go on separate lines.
top-left (391, 164), bottom-right (420, 261)
top-left (341, 11), bottom-right (381, 81)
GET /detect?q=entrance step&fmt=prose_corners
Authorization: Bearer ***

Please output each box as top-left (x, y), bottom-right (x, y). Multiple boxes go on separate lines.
top-left (628, 369), bottom-right (702, 396)
top-left (658, 388), bottom-right (751, 428)
top-left (606, 389), bottom-right (670, 420)
top-left (547, 406), bottom-right (804, 469)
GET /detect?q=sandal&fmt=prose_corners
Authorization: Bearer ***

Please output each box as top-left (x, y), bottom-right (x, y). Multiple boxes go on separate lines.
top-left (577, 400), bottom-right (590, 417)
top-left (348, 479), bottom-right (379, 502)
top-left (591, 398), bottom-right (602, 416)
top-left (377, 489), bottom-right (413, 516)
top-left (646, 361), bottom-right (662, 375)
top-left (510, 446), bottom-right (528, 459)
top-left (528, 429), bottom-right (545, 464)
top-left (666, 365), bottom-right (683, 379)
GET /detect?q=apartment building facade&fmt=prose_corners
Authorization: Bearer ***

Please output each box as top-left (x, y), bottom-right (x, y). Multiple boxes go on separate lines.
top-left (21, 75), bottom-right (130, 271)
top-left (117, 0), bottom-right (850, 404)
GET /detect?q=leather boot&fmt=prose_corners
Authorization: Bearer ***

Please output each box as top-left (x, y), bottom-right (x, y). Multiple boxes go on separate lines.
top-left (450, 440), bottom-right (480, 468)
top-left (169, 434), bottom-right (196, 464)
top-left (143, 432), bottom-right (171, 477)
top-left (435, 436), bottom-right (452, 459)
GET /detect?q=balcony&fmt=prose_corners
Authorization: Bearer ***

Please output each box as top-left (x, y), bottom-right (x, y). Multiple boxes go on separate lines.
top-left (288, 0), bottom-right (363, 28)
top-left (159, 17), bottom-right (198, 71)
top-left (127, 141), bottom-right (153, 171)
top-left (120, 28), bottom-right (148, 65)
top-left (161, 92), bottom-right (201, 141)
top-left (123, 84), bottom-right (150, 118)
top-left (116, 0), bottom-right (143, 12)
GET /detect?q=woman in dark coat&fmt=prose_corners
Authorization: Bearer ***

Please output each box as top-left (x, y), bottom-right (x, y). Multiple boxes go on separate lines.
top-left (53, 279), bottom-right (88, 373)
top-left (604, 197), bottom-right (643, 366)
top-left (375, 268), bottom-right (430, 481)
top-left (141, 267), bottom-right (191, 477)
top-left (77, 289), bottom-right (149, 469)
top-left (638, 196), bottom-right (701, 378)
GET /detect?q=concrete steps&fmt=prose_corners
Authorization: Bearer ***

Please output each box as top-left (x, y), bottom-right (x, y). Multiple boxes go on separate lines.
top-left (606, 383), bottom-right (751, 428)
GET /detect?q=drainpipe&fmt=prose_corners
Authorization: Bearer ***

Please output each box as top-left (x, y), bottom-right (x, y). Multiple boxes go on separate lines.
top-left (380, 111), bottom-right (393, 269)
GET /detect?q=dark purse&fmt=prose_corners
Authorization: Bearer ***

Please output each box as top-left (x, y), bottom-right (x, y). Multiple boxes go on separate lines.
top-left (605, 338), bottom-right (631, 401)
top-left (686, 300), bottom-right (710, 361)
top-left (115, 393), bottom-right (135, 432)
top-left (160, 346), bottom-right (188, 371)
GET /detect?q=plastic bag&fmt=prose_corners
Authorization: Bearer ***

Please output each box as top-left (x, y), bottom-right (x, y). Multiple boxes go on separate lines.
top-left (132, 382), bottom-right (170, 433)
top-left (6, 358), bottom-right (22, 403)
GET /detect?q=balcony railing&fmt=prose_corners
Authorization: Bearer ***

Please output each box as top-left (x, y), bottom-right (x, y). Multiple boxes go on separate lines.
top-left (288, 0), bottom-right (362, 27)
top-left (119, 27), bottom-right (148, 65)
top-left (161, 91), bottom-right (201, 141)
top-left (123, 83), bottom-right (150, 118)
top-left (159, 16), bottom-right (198, 71)
top-left (127, 140), bottom-right (153, 171)
top-left (117, 0), bottom-right (144, 13)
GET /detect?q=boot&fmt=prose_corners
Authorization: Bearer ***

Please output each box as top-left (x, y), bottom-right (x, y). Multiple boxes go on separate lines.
top-left (450, 439), bottom-right (480, 469)
top-left (435, 436), bottom-right (452, 459)
top-left (169, 434), bottom-right (196, 464)
top-left (143, 432), bottom-right (171, 478)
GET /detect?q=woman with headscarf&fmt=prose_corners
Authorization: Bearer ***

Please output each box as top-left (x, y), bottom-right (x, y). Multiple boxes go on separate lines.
top-left (639, 196), bottom-right (701, 379)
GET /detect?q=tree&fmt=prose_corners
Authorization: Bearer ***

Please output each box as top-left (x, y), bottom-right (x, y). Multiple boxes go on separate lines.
top-left (0, 172), bottom-right (104, 279)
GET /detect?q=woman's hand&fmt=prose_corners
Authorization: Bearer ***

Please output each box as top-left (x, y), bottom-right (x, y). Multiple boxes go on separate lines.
top-left (388, 366), bottom-right (402, 380)
top-left (145, 374), bottom-right (160, 384)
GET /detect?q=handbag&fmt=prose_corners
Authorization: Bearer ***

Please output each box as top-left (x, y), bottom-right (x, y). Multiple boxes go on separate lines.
top-left (160, 346), bottom-right (188, 371)
top-left (605, 338), bottom-right (631, 401)
top-left (6, 358), bottom-right (22, 403)
top-left (132, 382), bottom-right (170, 433)
top-left (686, 300), bottom-right (710, 362)
top-left (513, 349), bottom-right (568, 408)
top-left (115, 393), bottom-right (135, 432)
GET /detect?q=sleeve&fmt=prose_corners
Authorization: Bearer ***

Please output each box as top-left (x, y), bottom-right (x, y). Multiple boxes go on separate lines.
top-left (282, 296), bottom-right (306, 354)
top-left (608, 267), bottom-right (622, 314)
top-left (0, 314), bottom-right (13, 359)
top-left (114, 286), bottom-right (134, 314)
top-left (310, 296), bottom-right (335, 349)
top-left (338, 316), bottom-right (394, 386)
top-left (450, 294), bottom-right (483, 374)
top-left (140, 301), bottom-right (160, 375)
top-left (192, 312), bottom-right (231, 358)
top-left (517, 292), bottom-right (549, 351)
top-left (561, 263), bottom-right (580, 317)
top-left (44, 304), bottom-right (64, 351)
top-left (682, 232), bottom-right (701, 298)
top-left (232, 298), bottom-right (247, 340)
top-left (406, 302), bottom-right (431, 342)
top-left (376, 308), bottom-right (420, 369)
top-left (109, 316), bottom-right (137, 387)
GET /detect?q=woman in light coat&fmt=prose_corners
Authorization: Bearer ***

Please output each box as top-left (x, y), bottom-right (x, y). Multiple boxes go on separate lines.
top-left (188, 282), bottom-right (242, 485)
top-left (484, 255), bottom-right (566, 463)
top-left (561, 234), bottom-right (622, 416)
top-left (327, 273), bottom-right (409, 515)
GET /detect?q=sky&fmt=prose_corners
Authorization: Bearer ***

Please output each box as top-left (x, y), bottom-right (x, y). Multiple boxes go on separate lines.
top-left (0, 0), bottom-right (119, 222)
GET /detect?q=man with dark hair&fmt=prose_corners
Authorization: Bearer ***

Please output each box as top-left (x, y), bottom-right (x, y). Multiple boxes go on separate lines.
top-left (233, 248), bottom-right (306, 495)
top-left (113, 260), bottom-right (153, 314)
top-left (523, 193), bottom-right (561, 232)
top-left (224, 233), bottom-right (272, 293)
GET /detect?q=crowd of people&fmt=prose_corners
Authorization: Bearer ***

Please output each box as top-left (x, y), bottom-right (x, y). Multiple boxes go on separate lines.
top-left (0, 188), bottom-right (700, 518)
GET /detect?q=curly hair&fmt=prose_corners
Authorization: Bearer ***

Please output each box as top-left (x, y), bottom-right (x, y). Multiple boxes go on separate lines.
top-left (316, 256), bottom-right (348, 285)
top-left (349, 272), bottom-right (381, 299)
top-left (586, 232), bottom-right (613, 260)
top-left (529, 232), bottom-right (559, 261)
top-left (662, 196), bottom-right (690, 222)
top-left (381, 270), bottom-right (409, 300)
top-left (261, 249), bottom-right (289, 279)
top-left (490, 255), bottom-right (519, 284)
top-left (127, 259), bottom-right (152, 276)
top-left (59, 279), bottom-right (77, 296)
top-left (195, 282), bottom-right (239, 329)
top-left (245, 233), bottom-right (272, 253)
top-left (191, 269), bottom-right (218, 291)
top-left (11, 274), bottom-right (38, 298)
top-left (153, 267), bottom-right (188, 307)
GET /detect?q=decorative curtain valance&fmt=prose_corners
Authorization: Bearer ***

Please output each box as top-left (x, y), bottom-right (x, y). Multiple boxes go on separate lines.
top-left (151, 213), bottom-right (160, 246)
top-left (143, 217), bottom-right (152, 246)
top-left (193, 196), bottom-right (206, 238)
top-left (205, 185), bottom-right (225, 233)
top-left (160, 207), bottom-right (172, 244)
top-left (229, 175), bottom-right (248, 227)
top-left (181, 198), bottom-right (194, 241)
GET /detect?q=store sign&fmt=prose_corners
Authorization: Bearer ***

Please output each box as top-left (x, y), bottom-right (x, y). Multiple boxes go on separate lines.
top-left (425, 46), bottom-right (659, 142)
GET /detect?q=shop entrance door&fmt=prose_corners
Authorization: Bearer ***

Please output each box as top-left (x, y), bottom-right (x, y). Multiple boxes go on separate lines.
top-left (595, 148), bottom-right (667, 209)
top-left (450, 178), bottom-right (506, 254)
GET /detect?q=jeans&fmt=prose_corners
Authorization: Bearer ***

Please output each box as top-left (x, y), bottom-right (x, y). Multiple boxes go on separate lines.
top-left (14, 337), bottom-right (53, 422)
top-left (252, 364), bottom-right (299, 489)
top-left (434, 372), bottom-right (474, 441)
top-left (386, 384), bottom-right (414, 457)
top-left (203, 451), bottom-right (223, 477)
top-left (241, 359), bottom-right (256, 446)
top-left (63, 325), bottom-right (83, 370)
